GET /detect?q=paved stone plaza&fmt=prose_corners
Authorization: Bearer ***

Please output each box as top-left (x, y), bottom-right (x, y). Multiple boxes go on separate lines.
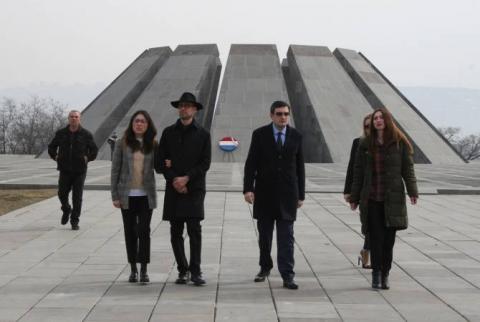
top-left (1, 155), bottom-right (480, 193)
top-left (1, 156), bottom-right (480, 321)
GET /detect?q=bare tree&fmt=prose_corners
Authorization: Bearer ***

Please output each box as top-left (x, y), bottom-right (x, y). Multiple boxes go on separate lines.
top-left (457, 134), bottom-right (480, 161)
top-left (437, 126), bottom-right (461, 142)
top-left (38, 98), bottom-right (68, 151)
top-left (438, 126), bottom-right (480, 161)
top-left (0, 98), bottom-right (17, 154)
top-left (0, 96), bottom-right (68, 155)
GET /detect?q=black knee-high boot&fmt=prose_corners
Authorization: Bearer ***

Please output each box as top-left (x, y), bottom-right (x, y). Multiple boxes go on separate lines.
top-left (372, 270), bottom-right (381, 289)
top-left (140, 263), bottom-right (149, 283)
top-left (381, 271), bottom-right (390, 290)
top-left (129, 263), bottom-right (138, 283)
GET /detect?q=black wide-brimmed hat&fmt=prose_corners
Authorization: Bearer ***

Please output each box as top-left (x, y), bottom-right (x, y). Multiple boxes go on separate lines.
top-left (170, 92), bottom-right (203, 110)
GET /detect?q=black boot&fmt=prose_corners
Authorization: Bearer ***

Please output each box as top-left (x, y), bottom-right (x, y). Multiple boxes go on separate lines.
top-left (381, 272), bottom-right (390, 290)
top-left (371, 270), bottom-right (381, 289)
top-left (140, 263), bottom-right (149, 283)
top-left (190, 273), bottom-right (206, 286)
top-left (128, 263), bottom-right (138, 283)
top-left (61, 205), bottom-right (71, 225)
top-left (254, 269), bottom-right (270, 282)
top-left (175, 271), bottom-right (189, 284)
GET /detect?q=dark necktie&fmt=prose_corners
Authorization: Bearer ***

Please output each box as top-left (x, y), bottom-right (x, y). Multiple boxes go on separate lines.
top-left (276, 132), bottom-right (283, 151)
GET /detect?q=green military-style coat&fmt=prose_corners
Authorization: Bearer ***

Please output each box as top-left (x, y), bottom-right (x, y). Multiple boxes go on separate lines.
top-left (350, 138), bottom-right (418, 234)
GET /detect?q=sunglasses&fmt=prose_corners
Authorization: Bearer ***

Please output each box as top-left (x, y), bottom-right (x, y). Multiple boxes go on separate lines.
top-left (274, 112), bottom-right (290, 117)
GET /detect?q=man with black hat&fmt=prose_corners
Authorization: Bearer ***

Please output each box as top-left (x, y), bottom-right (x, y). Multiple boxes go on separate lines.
top-left (155, 92), bottom-right (211, 286)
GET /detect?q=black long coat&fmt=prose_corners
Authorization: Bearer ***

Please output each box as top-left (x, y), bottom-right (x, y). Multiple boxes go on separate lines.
top-left (155, 119), bottom-right (211, 221)
top-left (243, 124), bottom-right (305, 221)
top-left (343, 137), bottom-right (360, 195)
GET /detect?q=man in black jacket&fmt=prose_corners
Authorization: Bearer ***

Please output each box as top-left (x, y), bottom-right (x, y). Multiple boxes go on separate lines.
top-left (244, 101), bottom-right (305, 290)
top-left (155, 92), bottom-right (211, 286)
top-left (48, 110), bottom-right (98, 230)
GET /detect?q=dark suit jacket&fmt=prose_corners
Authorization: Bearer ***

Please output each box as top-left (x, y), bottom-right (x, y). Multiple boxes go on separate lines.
top-left (243, 123), bottom-right (305, 221)
top-left (155, 119), bottom-right (211, 221)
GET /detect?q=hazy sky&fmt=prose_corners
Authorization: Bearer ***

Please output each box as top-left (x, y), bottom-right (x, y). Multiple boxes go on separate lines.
top-left (1, 0), bottom-right (479, 90)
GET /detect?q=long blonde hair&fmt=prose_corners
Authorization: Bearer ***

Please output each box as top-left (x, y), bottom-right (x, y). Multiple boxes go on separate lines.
top-left (361, 113), bottom-right (372, 138)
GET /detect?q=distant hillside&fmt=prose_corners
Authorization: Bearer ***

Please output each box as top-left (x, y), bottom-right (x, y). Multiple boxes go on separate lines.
top-left (1, 84), bottom-right (479, 135)
top-left (400, 87), bottom-right (480, 135)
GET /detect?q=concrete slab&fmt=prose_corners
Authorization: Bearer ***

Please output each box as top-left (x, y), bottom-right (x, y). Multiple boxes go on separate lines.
top-left (333, 48), bottom-right (464, 164)
top-left (210, 44), bottom-right (291, 162)
top-left (38, 47), bottom-right (172, 160)
top-left (0, 187), bottom-right (479, 321)
top-left (2, 155), bottom-right (479, 195)
top-left (95, 44), bottom-right (221, 159)
top-left (284, 45), bottom-right (374, 163)
top-left (35, 43), bottom-right (464, 166)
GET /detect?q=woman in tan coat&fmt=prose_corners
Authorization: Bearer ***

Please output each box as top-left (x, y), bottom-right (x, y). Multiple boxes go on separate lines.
top-left (111, 110), bottom-right (157, 283)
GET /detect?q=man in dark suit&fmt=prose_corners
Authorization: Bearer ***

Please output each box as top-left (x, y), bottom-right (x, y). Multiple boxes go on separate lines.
top-left (243, 100), bottom-right (305, 290)
top-left (155, 92), bottom-right (211, 286)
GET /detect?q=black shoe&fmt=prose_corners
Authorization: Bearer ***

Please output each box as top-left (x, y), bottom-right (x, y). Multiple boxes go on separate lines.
top-left (175, 272), bottom-right (189, 284)
top-left (140, 273), bottom-right (149, 283)
top-left (372, 270), bottom-right (381, 289)
top-left (254, 270), bottom-right (270, 282)
top-left (283, 280), bottom-right (299, 290)
top-left (128, 271), bottom-right (138, 283)
top-left (190, 274), bottom-right (206, 286)
top-left (381, 272), bottom-right (390, 290)
top-left (71, 224), bottom-right (79, 230)
top-left (61, 207), bottom-right (71, 225)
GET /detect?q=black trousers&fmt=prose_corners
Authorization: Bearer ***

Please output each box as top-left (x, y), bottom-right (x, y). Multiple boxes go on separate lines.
top-left (170, 219), bottom-right (202, 276)
top-left (257, 217), bottom-right (295, 281)
top-left (58, 171), bottom-right (86, 225)
top-left (368, 200), bottom-right (396, 273)
top-left (121, 196), bottom-right (153, 264)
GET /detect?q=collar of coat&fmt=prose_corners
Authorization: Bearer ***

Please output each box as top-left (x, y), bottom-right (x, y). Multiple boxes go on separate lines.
top-left (269, 122), bottom-right (290, 133)
top-left (64, 124), bottom-right (84, 133)
top-left (174, 118), bottom-right (199, 131)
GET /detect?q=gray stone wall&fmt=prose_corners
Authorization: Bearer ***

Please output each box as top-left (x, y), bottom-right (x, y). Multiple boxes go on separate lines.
top-left (210, 44), bottom-right (291, 162)
top-left (334, 48), bottom-right (464, 164)
top-left (95, 44), bottom-right (221, 160)
top-left (284, 45), bottom-right (373, 163)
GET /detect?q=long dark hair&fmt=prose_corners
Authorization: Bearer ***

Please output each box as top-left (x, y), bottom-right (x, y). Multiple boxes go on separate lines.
top-left (368, 107), bottom-right (413, 154)
top-left (122, 110), bottom-right (157, 153)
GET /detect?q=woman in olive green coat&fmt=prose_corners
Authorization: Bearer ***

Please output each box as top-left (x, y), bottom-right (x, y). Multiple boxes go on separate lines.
top-left (350, 107), bottom-right (418, 290)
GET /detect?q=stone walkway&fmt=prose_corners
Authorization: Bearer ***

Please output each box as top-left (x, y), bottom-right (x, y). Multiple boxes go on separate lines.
top-left (1, 155), bottom-right (480, 194)
top-left (1, 191), bottom-right (480, 321)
